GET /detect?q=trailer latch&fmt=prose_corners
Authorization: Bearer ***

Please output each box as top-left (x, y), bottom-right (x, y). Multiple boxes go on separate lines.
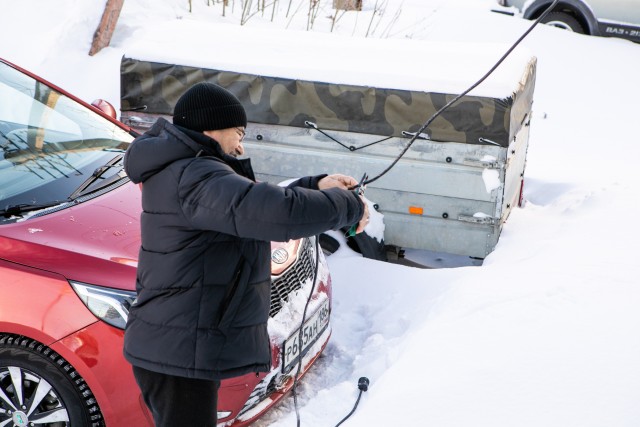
top-left (458, 214), bottom-right (498, 226)
top-left (463, 158), bottom-right (503, 169)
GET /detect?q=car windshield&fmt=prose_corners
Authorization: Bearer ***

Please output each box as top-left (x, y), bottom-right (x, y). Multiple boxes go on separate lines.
top-left (0, 60), bottom-right (133, 217)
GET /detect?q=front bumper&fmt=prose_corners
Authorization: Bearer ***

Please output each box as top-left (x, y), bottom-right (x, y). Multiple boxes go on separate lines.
top-left (50, 292), bottom-right (332, 427)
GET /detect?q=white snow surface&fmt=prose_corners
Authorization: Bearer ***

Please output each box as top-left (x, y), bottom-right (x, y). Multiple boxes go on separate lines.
top-left (2, 1), bottom-right (639, 426)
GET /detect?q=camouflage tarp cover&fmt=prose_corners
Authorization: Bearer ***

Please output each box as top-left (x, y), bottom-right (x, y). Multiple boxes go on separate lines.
top-left (120, 56), bottom-right (536, 147)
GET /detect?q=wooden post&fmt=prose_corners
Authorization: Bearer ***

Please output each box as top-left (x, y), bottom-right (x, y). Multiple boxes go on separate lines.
top-left (89, 0), bottom-right (125, 56)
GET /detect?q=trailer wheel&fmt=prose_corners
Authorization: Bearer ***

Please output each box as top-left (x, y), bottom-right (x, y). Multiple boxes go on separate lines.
top-left (0, 334), bottom-right (105, 427)
top-left (541, 11), bottom-right (585, 33)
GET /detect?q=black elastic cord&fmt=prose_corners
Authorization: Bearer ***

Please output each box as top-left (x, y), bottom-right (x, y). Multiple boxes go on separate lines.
top-left (293, 234), bottom-right (321, 427)
top-left (305, 121), bottom-right (393, 152)
top-left (362, 0), bottom-right (560, 186)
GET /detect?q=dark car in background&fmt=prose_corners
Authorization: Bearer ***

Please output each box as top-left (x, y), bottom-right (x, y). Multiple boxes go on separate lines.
top-left (0, 57), bottom-right (333, 427)
top-left (494, 0), bottom-right (640, 43)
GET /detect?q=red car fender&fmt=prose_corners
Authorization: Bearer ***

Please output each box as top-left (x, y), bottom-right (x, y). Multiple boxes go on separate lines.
top-left (51, 323), bottom-right (153, 427)
top-left (0, 259), bottom-right (97, 343)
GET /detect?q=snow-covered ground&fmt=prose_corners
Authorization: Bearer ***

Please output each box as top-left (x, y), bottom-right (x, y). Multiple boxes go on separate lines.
top-left (2, 1), bottom-right (639, 426)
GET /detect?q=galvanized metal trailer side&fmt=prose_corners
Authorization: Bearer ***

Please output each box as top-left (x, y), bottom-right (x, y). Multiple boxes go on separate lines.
top-left (120, 53), bottom-right (536, 259)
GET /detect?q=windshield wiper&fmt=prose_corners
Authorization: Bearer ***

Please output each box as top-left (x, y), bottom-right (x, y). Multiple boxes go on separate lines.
top-left (1, 200), bottom-right (72, 218)
top-left (69, 154), bottom-right (126, 199)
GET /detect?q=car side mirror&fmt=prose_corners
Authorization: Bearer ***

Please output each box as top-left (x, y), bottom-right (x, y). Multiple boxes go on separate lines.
top-left (91, 99), bottom-right (117, 119)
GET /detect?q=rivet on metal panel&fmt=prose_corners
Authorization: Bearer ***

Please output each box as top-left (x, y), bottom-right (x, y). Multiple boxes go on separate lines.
top-left (446, 157), bottom-right (452, 163)
top-left (257, 134), bottom-right (263, 141)
top-left (442, 213), bottom-right (449, 219)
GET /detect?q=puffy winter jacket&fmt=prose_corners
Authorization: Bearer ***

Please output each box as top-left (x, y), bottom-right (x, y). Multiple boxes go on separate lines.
top-left (122, 118), bottom-right (363, 380)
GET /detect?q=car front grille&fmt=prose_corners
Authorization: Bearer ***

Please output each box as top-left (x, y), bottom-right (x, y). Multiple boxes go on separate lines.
top-left (269, 237), bottom-right (316, 318)
top-left (235, 237), bottom-right (321, 421)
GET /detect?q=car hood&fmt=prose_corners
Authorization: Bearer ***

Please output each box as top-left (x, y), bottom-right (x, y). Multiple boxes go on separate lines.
top-left (0, 182), bottom-right (142, 291)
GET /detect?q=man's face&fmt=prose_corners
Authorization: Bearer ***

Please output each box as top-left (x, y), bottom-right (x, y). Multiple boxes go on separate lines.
top-left (203, 127), bottom-right (245, 157)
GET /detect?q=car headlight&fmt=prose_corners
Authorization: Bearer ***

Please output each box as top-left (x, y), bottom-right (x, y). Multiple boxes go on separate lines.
top-left (70, 281), bottom-right (136, 330)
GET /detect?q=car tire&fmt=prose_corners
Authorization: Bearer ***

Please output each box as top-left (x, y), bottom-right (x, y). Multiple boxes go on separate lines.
top-left (0, 334), bottom-right (105, 427)
top-left (541, 11), bottom-right (586, 33)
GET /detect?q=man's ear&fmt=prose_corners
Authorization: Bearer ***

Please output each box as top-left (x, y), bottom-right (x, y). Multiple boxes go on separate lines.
top-left (202, 129), bottom-right (217, 139)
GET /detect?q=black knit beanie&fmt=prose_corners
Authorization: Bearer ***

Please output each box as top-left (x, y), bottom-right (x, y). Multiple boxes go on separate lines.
top-left (173, 82), bottom-right (247, 132)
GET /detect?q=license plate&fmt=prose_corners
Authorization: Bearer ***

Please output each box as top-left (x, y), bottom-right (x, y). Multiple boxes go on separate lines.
top-left (282, 299), bottom-right (330, 372)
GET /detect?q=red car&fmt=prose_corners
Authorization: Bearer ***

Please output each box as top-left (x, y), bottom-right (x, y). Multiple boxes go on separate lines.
top-left (0, 57), bottom-right (333, 427)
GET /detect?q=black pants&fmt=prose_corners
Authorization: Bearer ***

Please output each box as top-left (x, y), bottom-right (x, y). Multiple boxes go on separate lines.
top-left (133, 366), bottom-right (221, 427)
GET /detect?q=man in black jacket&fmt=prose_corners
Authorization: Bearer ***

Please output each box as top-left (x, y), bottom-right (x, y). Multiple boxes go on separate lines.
top-left (123, 82), bottom-right (367, 427)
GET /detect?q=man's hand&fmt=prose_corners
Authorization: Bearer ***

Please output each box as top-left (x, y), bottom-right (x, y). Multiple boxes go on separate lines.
top-left (319, 174), bottom-right (369, 235)
top-left (318, 174), bottom-right (358, 190)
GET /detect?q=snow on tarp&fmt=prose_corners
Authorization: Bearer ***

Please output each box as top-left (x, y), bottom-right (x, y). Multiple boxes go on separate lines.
top-left (120, 22), bottom-right (536, 147)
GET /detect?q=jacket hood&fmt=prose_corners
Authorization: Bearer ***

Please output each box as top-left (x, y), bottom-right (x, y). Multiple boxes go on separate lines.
top-left (124, 118), bottom-right (207, 183)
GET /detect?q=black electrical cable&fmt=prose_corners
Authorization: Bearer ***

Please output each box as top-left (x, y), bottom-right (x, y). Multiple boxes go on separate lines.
top-left (293, 234), bottom-right (321, 427)
top-left (361, 0), bottom-right (560, 187)
top-left (291, 4), bottom-right (561, 423)
top-left (335, 391), bottom-right (363, 427)
top-left (292, 235), bottom-right (371, 427)
top-left (334, 377), bottom-right (370, 427)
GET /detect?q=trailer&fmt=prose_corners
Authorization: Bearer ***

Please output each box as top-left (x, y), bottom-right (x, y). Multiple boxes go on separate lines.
top-left (119, 35), bottom-right (536, 261)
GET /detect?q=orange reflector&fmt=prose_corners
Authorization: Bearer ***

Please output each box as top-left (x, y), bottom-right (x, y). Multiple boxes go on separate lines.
top-left (408, 206), bottom-right (424, 215)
